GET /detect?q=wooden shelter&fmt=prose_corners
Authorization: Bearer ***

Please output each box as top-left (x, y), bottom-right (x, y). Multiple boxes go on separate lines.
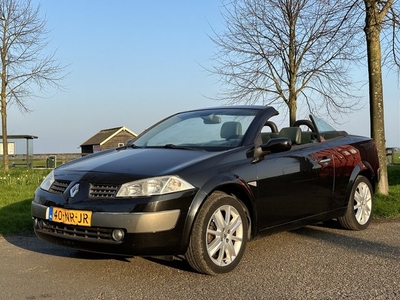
top-left (80, 126), bottom-right (137, 154)
top-left (0, 135), bottom-right (38, 168)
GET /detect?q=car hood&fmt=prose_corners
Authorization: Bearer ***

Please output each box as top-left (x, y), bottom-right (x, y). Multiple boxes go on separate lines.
top-left (57, 147), bottom-right (219, 178)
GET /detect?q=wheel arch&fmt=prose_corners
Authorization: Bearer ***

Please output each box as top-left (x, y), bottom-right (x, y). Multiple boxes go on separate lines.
top-left (216, 183), bottom-right (256, 239)
top-left (347, 161), bottom-right (378, 192)
top-left (338, 165), bottom-right (375, 230)
top-left (344, 160), bottom-right (377, 204)
top-left (180, 174), bottom-right (257, 252)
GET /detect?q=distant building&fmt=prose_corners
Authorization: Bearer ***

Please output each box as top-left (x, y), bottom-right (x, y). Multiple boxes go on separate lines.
top-left (80, 126), bottom-right (137, 154)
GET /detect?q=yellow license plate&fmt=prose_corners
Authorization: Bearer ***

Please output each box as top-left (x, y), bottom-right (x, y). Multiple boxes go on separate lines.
top-left (47, 207), bottom-right (92, 227)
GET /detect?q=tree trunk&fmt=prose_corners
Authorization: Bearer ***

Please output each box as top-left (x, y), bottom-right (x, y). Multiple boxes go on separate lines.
top-left (364, 0), bottom-right (389, 195)
top-left (1, 104), bottom-right (8, 171)
top-left (1, 46), bottom-right (8, 171)
top-left (1, 13), bottom-right (8, 171)
top-left (288, 95), bottom-right (297, 127)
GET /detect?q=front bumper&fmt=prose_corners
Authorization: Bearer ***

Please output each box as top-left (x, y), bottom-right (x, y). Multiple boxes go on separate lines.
top-left (32, 202), bottom-right (180, 233)
top-left (31, 191), bottom-right (194, 256)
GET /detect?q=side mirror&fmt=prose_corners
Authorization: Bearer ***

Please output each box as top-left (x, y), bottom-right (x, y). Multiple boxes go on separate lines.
top-left (261, 137), bottom-right (292, 153)
top-left (252, 138), bottom-right (292, 163)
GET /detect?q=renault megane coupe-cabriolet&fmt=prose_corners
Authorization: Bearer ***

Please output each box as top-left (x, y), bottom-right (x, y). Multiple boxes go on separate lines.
top-left (32, 106), bottom-right (379, 275)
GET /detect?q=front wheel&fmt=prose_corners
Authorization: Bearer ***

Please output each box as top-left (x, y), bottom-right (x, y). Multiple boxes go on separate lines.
top-left (185, 191), bottom-right (248, 275)
top-left (338, 175), bottom-right (373, 230)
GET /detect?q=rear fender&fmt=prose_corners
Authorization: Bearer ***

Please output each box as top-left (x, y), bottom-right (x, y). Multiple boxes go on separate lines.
top-left (344, 160), bottom-right (376, 204)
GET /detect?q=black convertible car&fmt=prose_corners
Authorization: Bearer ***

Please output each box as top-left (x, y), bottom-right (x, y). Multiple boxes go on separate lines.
top-left (32, 106), bottom-right (379, 275)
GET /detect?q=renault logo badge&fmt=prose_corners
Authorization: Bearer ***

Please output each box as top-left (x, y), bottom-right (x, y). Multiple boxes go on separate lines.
top-left (70, 183), bottom-right (80, 198)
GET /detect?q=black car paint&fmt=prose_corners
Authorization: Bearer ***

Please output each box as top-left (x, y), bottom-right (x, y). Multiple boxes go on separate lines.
top-left (33, 145), bottom-right (258, 255)
top-left (32, 106), bottom-right (379, 257)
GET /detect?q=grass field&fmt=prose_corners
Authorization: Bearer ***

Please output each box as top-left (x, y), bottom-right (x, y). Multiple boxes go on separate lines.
top-left (374, 164), bottom-right (400, 218)
top-left (0, 169), bottom-right (50, 234)
top-left (0, 166), bottom-right (399, 235)
top-left (392, 152), bottom-right (400, 164)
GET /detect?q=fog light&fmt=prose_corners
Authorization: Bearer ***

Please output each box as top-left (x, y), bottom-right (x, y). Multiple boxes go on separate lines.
top-left (34, 218), bottom-right (43, 229)
top-left (112, 229), bottom-right (125, 242)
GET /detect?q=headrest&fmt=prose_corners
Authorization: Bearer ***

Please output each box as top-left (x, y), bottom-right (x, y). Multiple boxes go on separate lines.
top-left (220, 122), bottom-right (242, 138)
top-left (279, 127), bottom-right (301, 145)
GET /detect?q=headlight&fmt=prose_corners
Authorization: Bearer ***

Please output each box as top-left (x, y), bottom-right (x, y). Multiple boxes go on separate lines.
top-left (40, 170), bottom-right (55, 191)
top-left (116, 175), bottom-right (194, 197)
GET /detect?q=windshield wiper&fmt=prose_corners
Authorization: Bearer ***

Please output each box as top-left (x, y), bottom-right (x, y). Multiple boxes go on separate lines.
top-left (117, 143), bottom-right (142, 150)
top-left (163, 144), bottom-right (201, 151)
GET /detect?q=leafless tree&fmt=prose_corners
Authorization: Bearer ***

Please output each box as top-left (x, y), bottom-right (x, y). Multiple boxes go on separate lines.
top-left (210, 0), bottom-right (363, 126)
top-left (0, 0), bottom-right (66, 171)
top-left (212, 0), bottom-right (400, 195)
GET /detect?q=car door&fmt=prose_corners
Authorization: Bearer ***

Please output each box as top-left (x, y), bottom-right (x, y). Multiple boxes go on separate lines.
top-left (255, 142), bottom-right (335, 230)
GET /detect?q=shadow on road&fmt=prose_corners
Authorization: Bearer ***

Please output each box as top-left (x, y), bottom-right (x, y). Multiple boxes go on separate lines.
top-left (2, 232), bottom-right (194, 272)
top-left (291, 220), bottom-right (399, 261)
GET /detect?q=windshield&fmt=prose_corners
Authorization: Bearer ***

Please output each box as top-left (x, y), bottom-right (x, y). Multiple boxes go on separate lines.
top-left (311, 115), bottom-right (336, 133)
top-left (311, 115), bottom-right (347, 140)
top-left (133, 108), bottom-right (259, 150)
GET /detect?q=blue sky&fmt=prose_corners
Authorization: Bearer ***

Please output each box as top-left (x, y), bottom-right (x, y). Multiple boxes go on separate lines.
top-left (7, 0), bottom-right (400, 153)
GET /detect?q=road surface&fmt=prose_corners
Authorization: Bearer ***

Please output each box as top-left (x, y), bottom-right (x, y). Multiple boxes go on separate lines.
top-left (1, 220), bottom-right (399, 299)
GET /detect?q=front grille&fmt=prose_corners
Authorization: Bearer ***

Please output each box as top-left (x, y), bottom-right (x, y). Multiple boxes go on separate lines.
top-left (41, 220), bottom-right (117, 243)
top-left (90, 183), bottom-right (120, 198)
top-left (49, 180), bottom-right (70, 194)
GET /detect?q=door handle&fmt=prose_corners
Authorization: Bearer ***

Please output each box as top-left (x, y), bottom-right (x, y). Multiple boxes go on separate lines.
top-left (319, 157), bottom-right (331, 164)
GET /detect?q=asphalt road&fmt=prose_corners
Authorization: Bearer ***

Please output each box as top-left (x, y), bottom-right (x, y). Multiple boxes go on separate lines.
top-left (1, 220), bottom-right (399, 300)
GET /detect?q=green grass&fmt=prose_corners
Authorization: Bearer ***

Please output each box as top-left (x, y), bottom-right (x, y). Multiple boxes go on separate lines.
top-left (0, 166), bottom-right (399, 236)
top-left (374, 165), bottom-right (400, 219)
top-left (0, 169), bottom-right (50, 235)
top-left (392, 152), bottom-right (400, 165)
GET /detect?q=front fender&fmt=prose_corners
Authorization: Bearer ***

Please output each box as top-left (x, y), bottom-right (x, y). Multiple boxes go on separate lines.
top-left (179, 173), bottom-right (256, 252)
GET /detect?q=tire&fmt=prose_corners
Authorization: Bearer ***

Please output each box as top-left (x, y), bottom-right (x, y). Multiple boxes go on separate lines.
top-left (338, 175), bottom-right (373, 230)
top-left (185, 191), bottom-right (248, 275)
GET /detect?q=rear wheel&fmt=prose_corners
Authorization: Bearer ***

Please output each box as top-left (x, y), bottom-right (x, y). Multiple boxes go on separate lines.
top-left (338, 175), bottom-right (373, 230)
top-left (186, 191), bottom-right (248, 275)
